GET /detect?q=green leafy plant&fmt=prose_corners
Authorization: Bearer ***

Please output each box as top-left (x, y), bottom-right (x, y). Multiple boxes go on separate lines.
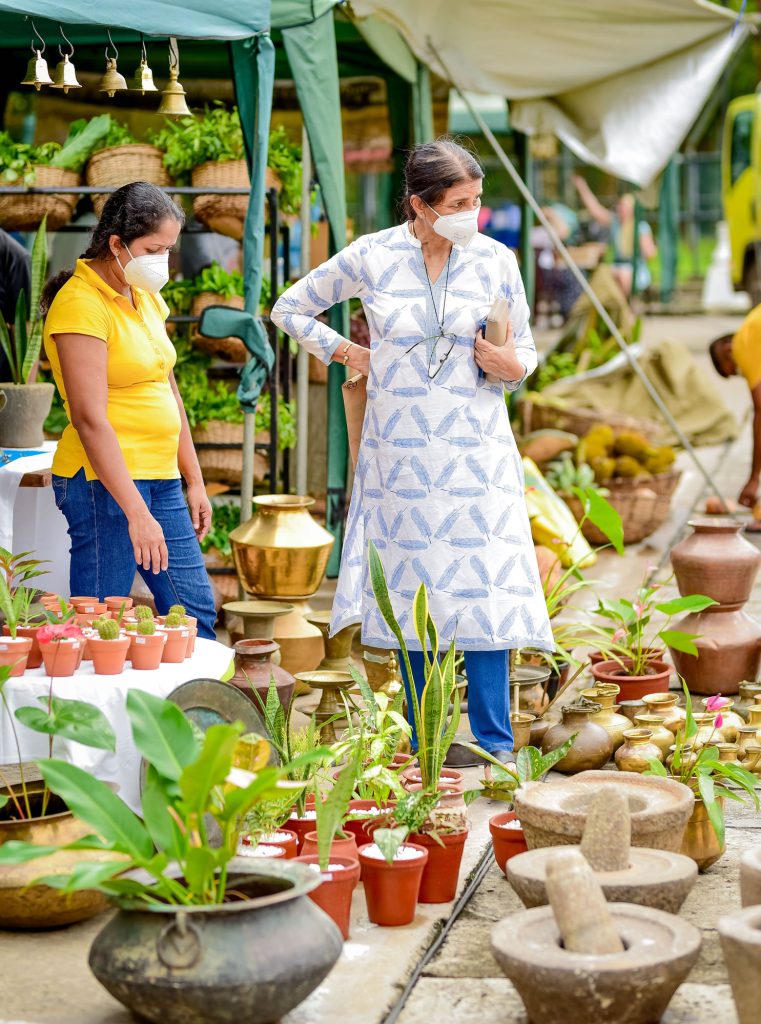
top-left (464, 740), bottom-right (577, 804)
top-left (0, 546), bottom-right (49, 595)
top-left (149, 104), bottom-right (245, 183)
top-left (0, 117), bottom-right (111, 185)
top-left (0, 576), bottom-right (33, 638)
top-left (0, 219), bottom-right (48, 384)
top-left (0, 690), bottom-right (326, 905)
top-left (372, 791), bottom-right (443, 864)
top-left (645, 683), bottom-right (759, 846)
top-left (192, 262), bottom-right (244, 299)
top-left (200, 501), bottom-right (240, 559)
top-left (368, 541), bottom-right (460, 792)
top-left (162, 278), bottom-right (196, 317)
top-left (545, 452), bottom-right (596, 493)
top-left (315, 749), bottom-right (361, 870)
top-left (90, 116), bottom-right (138, 152)
top-left (267, 125), bottom-right (306, 216)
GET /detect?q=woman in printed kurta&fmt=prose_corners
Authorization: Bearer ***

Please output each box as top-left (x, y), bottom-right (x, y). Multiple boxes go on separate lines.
top-left (272, 140), bottom-right (553, 760)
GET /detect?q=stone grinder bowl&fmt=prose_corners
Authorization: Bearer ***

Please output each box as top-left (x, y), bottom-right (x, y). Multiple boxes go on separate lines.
top-left (514, 770), bottom-right (694, 853)
top-left (507, 846), bottom-right (697, 914)
top-left (492, 903), bottom-right (701, 1024)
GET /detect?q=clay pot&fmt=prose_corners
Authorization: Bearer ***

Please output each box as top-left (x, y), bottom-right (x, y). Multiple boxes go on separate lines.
top-left (72, 600), bottom-right (107, 616)
top-left (358, 842), bottom-right (428, 926)
top-left (129, 631), bottom-right (167, 670)
top-left (242, 830), bottom-right (298, 860)
top-left (615, 729), bottom-right (663, 774)
top-left (104, 597), bottom-right (133, 615)
top-left (641, 693), bottom-right (686, 735)
top-left (541, 704), bottom-right (613, 774)
top-left (580, 686), bottom-right (630, 751)
top-left (285, 813), bottom-right (318, 854)
top-left (591, 659), bottom-right (671, 701)
top-left (669, 607), bottom-right (761, 696)
top-left (300, 831), bottom-right (359, 863)
top-left (185, 626), bottom-right (197, 658)
top-left (513, 664), bottom-right (551, 715)
top-left (490, 811), bottom-right (528, 873)
top-left (718, 905), bottom-right (761, 1024)
top-left (343, 800), bottom-right (392, 847)
top-left (40, 637), bottom-right (82, 677)
top-left (229, 638), bottom-right (295, 708)
top-left (633, 714), bottom-right (675, 758)
top-left (159, 626), bottom-right (190, 664)
top-left (89, 636), bottom-right (131, 676)
top-left (0, 635), bottom-right (33, 676)
top-left (294, 855), bottom-right (361, 940)
top-left (681, 797), bottom-right (724, 871)
top-left (405, 780), bottom-right (465, 809)
top-left (409, 829), bottom-right (468, 903)
top-left (401, 767), bottom-right (464, 789)
top-left (701, 698), bottom-right (744, 742)
top-left (529, 715), bottom-right (554, 747)
top-left (2, 624), bottom-right (43, 669)
top-left (671, 518), bottom-right (761, 606)
top-left (69, 596), bottom-right (99, 609)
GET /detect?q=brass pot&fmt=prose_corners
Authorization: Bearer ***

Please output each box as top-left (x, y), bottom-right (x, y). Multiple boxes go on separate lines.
top-left (746, 704), bottom-right (761, 731)
top-left (513, 664), bottom-right (550, 715)
top-left (0, 789), bottom-right (109, 928)
top-left (680, 797), bottom-right (725, 871)
top-left (511, 712), bottom-right (535, 752)
top-left (717, 742), bottom-right (740, 764)
top-left (580, 686), bottom-right (630, 751)
top-left (540, 702), bottom-right (613, 774)
top-left (737, 682), bottom-right (761, 720)
top-left (700, 698), bottom-right (744, 742)
top-left (231, 496), bottom-right (334, 599)
top-left (641, 693), bottom-right (686, 735)
top-left (741, 743), bottom-right (761, 775)
top-left (306, 611), bottom-right (359, 673)
top-left (691, 712), bottom-right (722, 749)
top-left (667, 743), bottom-right (699, 772)
top-left (614, 728), bottom-right (663, 774)
top-left (633, 713), bottom-right (675, 758)
top-left (737, 724), bottom-right (760, 760)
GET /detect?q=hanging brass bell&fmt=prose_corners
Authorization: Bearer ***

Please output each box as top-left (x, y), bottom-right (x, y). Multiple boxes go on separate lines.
top-left (20, 49), bottom-right (53, 90)
top-left (157, 66), bottom-right (191, 117)
top-left (130, 58), bottom-right (158, 93)
top-left (51, 54), bottom-right (81, 93)
top-left (99, 58), bottom-right (127, 97)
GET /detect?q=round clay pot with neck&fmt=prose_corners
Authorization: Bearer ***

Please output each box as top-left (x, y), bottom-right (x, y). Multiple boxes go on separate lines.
top-left (668, 607), bottom-right (761, 696)
top-left (670, 518), bottom-right (761, 606)
top-left (540, 703), bottom-right (613, 774)
top-left (230, 638), bottom-right (295, 708)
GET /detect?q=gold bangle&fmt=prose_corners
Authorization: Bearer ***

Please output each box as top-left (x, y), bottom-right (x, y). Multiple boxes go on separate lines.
top-left (341, 342), bottom-right (352, 366)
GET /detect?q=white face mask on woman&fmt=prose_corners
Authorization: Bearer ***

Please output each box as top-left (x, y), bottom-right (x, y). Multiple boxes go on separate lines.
top-left (424, 201), bottom-right (479, 248)
top-left (116, 244), bottom-right (169, 293)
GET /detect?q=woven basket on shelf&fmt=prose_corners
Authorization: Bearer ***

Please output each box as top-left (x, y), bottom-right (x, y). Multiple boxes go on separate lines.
top-left (86, 145), bottom-right (170, 217)
top-left (563, 470), bottom-right (682, 545)
top-left (519, 396), bottom-right (662, 442)
top-left (191, 159), bottom-right (249, 239)
top-left (192, 420), bottom-right (244, 484)
top-left (191, 293), bottom-right (247, 362)
top-left (0, 166), bottom-right (80, 231)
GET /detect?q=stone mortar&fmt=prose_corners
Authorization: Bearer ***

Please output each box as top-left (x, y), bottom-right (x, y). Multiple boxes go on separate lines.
top-left (739, 846), bottom-right (761, 908)
top-left (718, 904), bottom-right (761, 1024)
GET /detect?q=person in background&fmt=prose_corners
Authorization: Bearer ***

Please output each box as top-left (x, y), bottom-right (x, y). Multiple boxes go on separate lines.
top-left (572, 175), bottom-right (657, 296)
top-left (710, 310), bottom-right (761, 508)
top-left (0, 228), bottom-right (31, 379)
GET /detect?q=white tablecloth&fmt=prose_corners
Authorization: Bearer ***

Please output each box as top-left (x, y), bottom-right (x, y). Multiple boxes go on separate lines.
top-left (0, 637), bottom-right (234, 812)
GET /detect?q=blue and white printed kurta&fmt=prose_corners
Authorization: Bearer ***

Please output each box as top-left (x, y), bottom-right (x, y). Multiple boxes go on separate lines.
top-left (272, 223), bottom-right (554, 653)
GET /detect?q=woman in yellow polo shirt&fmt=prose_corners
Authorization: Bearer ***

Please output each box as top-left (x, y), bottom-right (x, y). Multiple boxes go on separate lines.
top-left (41, 181), bottom-right (216, 638)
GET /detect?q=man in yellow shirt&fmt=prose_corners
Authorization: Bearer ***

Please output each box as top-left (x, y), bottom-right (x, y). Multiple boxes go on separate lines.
top-left (711, 305), bottom-right (761, 506)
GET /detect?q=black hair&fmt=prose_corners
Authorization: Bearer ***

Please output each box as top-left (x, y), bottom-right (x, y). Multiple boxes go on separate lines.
top-left (40, 181), bottom-right (184, 315)
top-left (402, 137), bottom-right (484, 221)
top-left (709, 334), bottom-right (735, 378)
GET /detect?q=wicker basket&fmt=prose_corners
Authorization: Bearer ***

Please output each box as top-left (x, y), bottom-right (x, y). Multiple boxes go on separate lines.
top-left (86, 144), bottom-right (170, 217)
top-left (519, 396), bottom-right (662, 442)
top-left (192, 159), bottom-right (249, 239)
top-left (191, 293), bottom-right (247, 362)
top-left (192, 420), bottom-right (244, 484)
top-left (0, 166), bottom-right (81, 231)
top-left (563, 470), bottom-right (682, 545)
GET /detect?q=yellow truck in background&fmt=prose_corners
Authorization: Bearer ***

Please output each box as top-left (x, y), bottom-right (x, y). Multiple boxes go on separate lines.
top-left (724, 93), bottom-right (761, 304)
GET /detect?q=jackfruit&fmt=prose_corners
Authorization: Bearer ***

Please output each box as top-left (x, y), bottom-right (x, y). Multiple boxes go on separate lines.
top-left (614, 455), bottom-right (649, 478)
top-left (585, 424), bottom-right (615, 450)
top-left (591, 457), bottom-right (616, 484)
top-left (642, 445), bottom-right (676, 475)
top-left (612, 430), bottom-right (650, 459)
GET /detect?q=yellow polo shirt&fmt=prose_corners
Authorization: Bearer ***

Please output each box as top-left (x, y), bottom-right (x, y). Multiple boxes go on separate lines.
top-left (44, 260), bottom-right (181, 481)
top-left (732, 304), bottom-right (761, 391)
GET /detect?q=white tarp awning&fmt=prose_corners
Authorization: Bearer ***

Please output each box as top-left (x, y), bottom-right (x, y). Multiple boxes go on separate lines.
top-left (352, 0), bottom-right (750, 186)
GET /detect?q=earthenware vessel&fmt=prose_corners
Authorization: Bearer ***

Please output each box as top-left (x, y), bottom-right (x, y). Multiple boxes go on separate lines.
top-left (580, 686), bottom-right (630, 751)
top-left (633, 714), bottom-right (674, 758)
top-left (591, 659), bottom-right (671, 701)
top-left (230, 639), bottom-right (295, 708)
top-left (541, 703), bottom-right (613, 774)
top-left (2, 624), bottom-right (43, 669)
top-left (358, 842), bottom-right (428, 926)
top-left (669, 607), bottom-right (761, 696)
top-left (680, 797), bottom-right (724, 871)
top-left (615, 729), bottom-right (663, 773)
top-left (0, 635), bottom-right (33, 676)
top-left (409, 828), bottom-right (468, 904)
top-left (293, 854), bottom-right (361, 940)
top-left (671, 518), bottom-right (761, 606)
top-left (490, 811), bottom-right (528, 873)
top-left (719, 905), bottom-right (761, 1024)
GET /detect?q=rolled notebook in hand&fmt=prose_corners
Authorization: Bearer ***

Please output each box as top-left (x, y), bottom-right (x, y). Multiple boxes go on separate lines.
top-left (484, 297), bottom-right (510, 384)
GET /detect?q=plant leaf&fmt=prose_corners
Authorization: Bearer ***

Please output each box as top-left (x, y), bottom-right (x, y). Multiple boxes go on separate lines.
top-left (373, 826), bottom-right (408, 864)
top-left (659, 630), bottom-right (699, 656)
top-left (126, 689), bottom-right (200, 782)
top-left (16, 697), bottom-right (116, 752)
top-left (178, 722), bottom-right (242, 815)
top-left (34, 858), bottom-right (127, 894)
top-left (656, 595), bottom-right (718, 616)
top-left (572, 486), bottom-right (624, 554)
top-left (644, 757), bottom-right (668, 777)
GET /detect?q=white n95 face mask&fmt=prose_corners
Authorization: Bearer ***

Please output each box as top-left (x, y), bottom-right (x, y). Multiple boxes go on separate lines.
top-left (117, 245), bottom-right (170, 294)
top-left (424, 201), bottom-right (479, 248)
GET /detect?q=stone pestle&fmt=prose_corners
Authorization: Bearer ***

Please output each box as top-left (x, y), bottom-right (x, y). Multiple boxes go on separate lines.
top-left (579, 789), bottom-right (631, 871)
top-left (544, 849), bottom-right (625, 955)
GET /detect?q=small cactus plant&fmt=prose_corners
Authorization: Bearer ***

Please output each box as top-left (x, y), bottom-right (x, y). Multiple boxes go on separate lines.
top-left (163, 612), bottom-right (184, 629)
top-left (137, 619), bottom-right (156, 636)
top-left (125, 621), bottom-right (137, 632)
top-left (168, 604), bottom-right (186, 618)
top-left (96, 619), bottom-right (120, 640)
top-left (134, 605), bottom-right (154, 622)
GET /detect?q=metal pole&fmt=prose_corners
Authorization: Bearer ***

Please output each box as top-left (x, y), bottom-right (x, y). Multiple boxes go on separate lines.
top-left (296, 124), bottom-right (311, 496)
top-left (426, 39), bottom-right (730, 508)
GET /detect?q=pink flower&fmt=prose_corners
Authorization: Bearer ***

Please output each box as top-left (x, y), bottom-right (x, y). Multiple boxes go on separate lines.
top-left (633, 601), bottom-right (647, 619)
top-left (705, 694), bottom-right (730, 711)
top-left (715, 714), bottom-right (724, 731)
top-left (611, 628), bottom-right (626, 643)
top-left (38, 622), bottom-right (83, 644)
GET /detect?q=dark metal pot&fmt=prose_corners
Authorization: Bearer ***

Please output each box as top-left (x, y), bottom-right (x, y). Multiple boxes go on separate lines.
top-left (88, 859), bottom-right (342, 1024)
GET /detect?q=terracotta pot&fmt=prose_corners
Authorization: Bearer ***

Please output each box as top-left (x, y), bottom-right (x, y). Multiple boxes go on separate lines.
top-left (69, 596), bottom-right (98, 608)
top-left (681, 797), bottom-right (725, 871)
top-left (2, 624), bottom-right (43, 669)
top-left (285, 813), bottom-right (319, 853)
top-left (668, 607), bottom-right (761, 696)
top-left (401, 767), bottom-right (464, 789)
top-left (40, 638), bottom-right (82, 677)
top-left (159, 626), bottom-right (190, 664)
top-left (185, 626), bottom-right (197, 658)
top-left (104, 596), bottom-right (133, 614)
top-left (409, 829), bottom-right (468, 903)
top-left (0, 635), bottom-right (33, 676)
top-left (343, 800), bottom-right (392, 847)
top-left (405, 780), bottom-right (465, 809)
top-left (489, 811), bottom-right (528, 873)
top-left (633, 714), bottom-right (675, 757)
top-left (229, 638), bottom-right (295, 708)
top-left (241, 830), bottom-right (298, 860)
top-left (671, 518), bottom-right (761, 606)
top-left (358, 842), bottom-right (428, 926)
top-left (294, 855), bottom-right (360, 939)
top-left (129, 631), bottom-right (167, 670)
top-left (614, 728), bottom-right (663, 773)
top-left (89, 636), bottom-right (131, 676)
top-left (541, 703), bottom-right (613, 774)
top-left (71, 600), bottom-right (107, 616)
top-left (640, 692), bottom-right (686, 734)
top-left (591, 659), bottom-right (671, 701)
top-left (300, 831), bottom-right (359, 863)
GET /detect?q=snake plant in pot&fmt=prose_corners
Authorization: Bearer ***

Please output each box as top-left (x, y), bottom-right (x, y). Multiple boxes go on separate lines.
top-left (0, 688), bottom-right (341, 1023)
top-left (0, 219), bottom-right (54, 448)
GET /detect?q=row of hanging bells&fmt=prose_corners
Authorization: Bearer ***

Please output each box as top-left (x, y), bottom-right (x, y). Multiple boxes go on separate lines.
top-left (21, 24), bottom-right (190, 116)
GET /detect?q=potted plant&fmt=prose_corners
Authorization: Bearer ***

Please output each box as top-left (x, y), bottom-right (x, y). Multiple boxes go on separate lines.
top-left (129, 618), bottom-right (167, 670)
top-left (189, 262), bottom-right (246, 362)
top-left (646, 684), bottom-right (759, 871)
top-left (158, 611), bottom-right (190, 664)
top-left (0, 689), bottom-right (342, 1021)
top-left (38, 621), bottom-right (84, 677)
top-left (85, 115), bottom-right (170, 217)
top-left (202, 500), bottom-right (242, 603)
top-left (0, 219), bottom-right (55, 448)
top-left (89, 618), bottom-right (131, 676)
top-left (0, 578), bottom-right (35, 675)
top-left (0, 664), bottom-right (117, 927)
top-left (591, 577), bottom-right (718, 700)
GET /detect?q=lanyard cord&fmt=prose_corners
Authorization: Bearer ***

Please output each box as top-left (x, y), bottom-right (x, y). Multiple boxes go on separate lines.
top-left (423, 250), bottom-right (451, 335)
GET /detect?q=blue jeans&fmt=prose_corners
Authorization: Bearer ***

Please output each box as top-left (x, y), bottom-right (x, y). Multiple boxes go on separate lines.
top-left (52, 470), bottom-right (217, 640)
top-left (400, 648), bottom-right (513, 754)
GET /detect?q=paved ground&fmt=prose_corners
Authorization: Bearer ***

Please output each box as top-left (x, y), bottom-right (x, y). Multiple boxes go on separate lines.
top-left (1, 313), bottom-right (759, 1024)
